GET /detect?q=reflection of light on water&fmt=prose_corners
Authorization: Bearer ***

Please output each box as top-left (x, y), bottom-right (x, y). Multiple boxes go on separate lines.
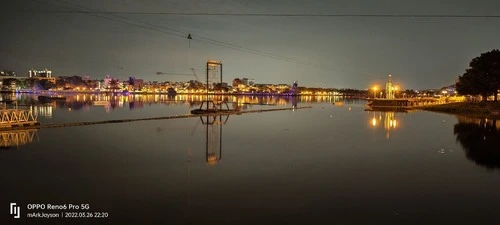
top-left (206, 154), bottom-right (218, 166)
top-left (31, 105), bottom-right (53, 118)
top-left (36, 94), bottom-right (356, 113)
top-left (369, 111), bottom-right (399, 138)
top-left (0, 129), bottom-right (38, 148)
top-left (384, 112), bottom-right (397, 129)
top-left (389, 119), bottom-right (397, 128)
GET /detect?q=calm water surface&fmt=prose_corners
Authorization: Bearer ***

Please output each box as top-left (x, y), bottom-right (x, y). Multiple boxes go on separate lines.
top-left (1, 94), bottom-right (499, 224)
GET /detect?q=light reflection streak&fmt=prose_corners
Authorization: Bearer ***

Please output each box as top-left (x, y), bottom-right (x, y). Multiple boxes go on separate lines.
top-left (369, 111), bottom-right (399, 139)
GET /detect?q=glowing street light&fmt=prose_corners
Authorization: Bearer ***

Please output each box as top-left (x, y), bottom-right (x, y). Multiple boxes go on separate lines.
top-left (372, 86), bottom-right (378, 99)
top-left (393, 85), bottom-right (400, 98)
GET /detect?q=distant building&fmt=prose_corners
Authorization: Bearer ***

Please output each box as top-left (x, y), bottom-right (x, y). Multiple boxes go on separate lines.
top-left (233, 78), bottom-right (243, 87)
top-left (104, 75), bottom-right (112, 87)
top-left (385, 75), bottom-right (395, 99)
top-left (0, 70), bottom-right (17, 76)
top-left (438, 85), bottom-right (457, 96)
top-left (128, 77), bottom-right (136, 85)
top-left (28, 68), bottom-right (56, 83)
top-left (242, 78), bottom-right (249, 85)
top-left (277, 84), bottom-right (290, 90)
top-left (133, 79), bottom-right (143, 90)
top-left (29, 68), bottom-right (52, 78)
top-left (128, 77), bottom-right (144, 90)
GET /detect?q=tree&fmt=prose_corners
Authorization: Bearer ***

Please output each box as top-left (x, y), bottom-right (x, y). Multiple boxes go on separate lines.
top-left (2, 78), bottom-right (19, 87)
top-left (456, 49), bottom-right (500, 102)
top-left (454, 117), bottom-right (500, 170)
top-left (33, 79), bottom-right (55, 90)
top-left (108, 79), bottom-right (120, 90)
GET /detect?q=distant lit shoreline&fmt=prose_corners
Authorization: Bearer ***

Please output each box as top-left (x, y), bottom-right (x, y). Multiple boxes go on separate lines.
top-left (2, 89), bottom-right (350, 96)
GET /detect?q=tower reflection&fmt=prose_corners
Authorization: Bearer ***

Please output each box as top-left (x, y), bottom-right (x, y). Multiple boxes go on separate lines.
top-left (200, 115), bottom-right (229, 166)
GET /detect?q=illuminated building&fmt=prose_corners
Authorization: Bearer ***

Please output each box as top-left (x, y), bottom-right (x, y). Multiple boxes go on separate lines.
top-left (28, 68), bottom-right (56, 83)
top-left (0, 70), bottom-right (17, 76)
top-left (385, 75), bottom-right (395, 99)
top-left (104, 75), bottom-right (112, 87)
top-left (29, 68), bottom-right (52, 78)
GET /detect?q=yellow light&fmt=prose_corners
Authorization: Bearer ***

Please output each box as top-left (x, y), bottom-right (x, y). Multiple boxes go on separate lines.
top-left (371, 117), bottom-right (377, 127)
top-left (372, 85), bottom-right (379, 98)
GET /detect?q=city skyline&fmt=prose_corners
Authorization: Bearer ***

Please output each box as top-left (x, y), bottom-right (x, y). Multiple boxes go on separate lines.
top-left (1, 0), bottom-right (500, 89)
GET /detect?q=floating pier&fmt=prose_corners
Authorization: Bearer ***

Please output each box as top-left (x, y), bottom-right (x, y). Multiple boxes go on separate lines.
top-left (0, 109), bottom-right (40, 129)
top-left (190, 100), bottom-right (235, 114)
top-left (366, 98), bottom-right (444, 109)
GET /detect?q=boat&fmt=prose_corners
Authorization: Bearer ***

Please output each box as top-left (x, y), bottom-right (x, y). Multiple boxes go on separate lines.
top-left (38, 96), bottom-right (66, 102)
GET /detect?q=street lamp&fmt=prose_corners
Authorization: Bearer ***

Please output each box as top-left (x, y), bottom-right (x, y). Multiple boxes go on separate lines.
top-left (393, 85), bottom-right (399, 98)
top-left (373, 86), bottom-right (378, 99)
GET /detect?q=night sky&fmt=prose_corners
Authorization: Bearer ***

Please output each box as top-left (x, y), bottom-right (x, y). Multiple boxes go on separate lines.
top-left (1, 0), bottom-right (500, 89)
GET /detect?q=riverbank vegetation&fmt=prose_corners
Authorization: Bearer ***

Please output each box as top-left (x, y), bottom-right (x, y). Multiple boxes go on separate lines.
top-left (420, 102), bottom-right (500, 119)
top-left (456, 49), bottom-right (500, 102)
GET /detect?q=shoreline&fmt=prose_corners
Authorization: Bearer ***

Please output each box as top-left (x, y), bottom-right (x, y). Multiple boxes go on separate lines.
top-left (1, 90), bottom-right (362, 97)
top-left (418, 102), bottom-right (500, 119)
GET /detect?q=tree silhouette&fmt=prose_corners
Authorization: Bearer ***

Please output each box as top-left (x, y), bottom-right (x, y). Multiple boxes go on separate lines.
top-left (109, 79), bottom-right (120, 90)
top-left (456, 49), bottom-right (500, 102)
top-left (2, 78), bottom-right (18, 87)
top-left (454, 117), bottom-right (500, 170)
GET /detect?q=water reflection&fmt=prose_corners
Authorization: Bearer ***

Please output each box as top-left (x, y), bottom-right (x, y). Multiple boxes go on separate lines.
top-left (11, 94), bottom-right (361, 112)
top-left (31, 104), bottom-right (53, 118)
top-left (200, 115), bottom-right (228, 166)
top-left (454, 116), bottom-right (500, 170)
top-left (369, 111), bottom-right (399, 139)
top-left (0, 129), bottom-right (38, 149)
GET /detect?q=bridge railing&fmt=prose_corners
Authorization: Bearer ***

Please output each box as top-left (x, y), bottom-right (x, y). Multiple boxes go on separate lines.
top-left (0, 109), bottom-right (38, 125)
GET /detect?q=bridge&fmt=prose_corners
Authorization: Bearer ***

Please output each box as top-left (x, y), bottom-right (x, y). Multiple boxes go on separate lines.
top-left (0, 76), bottom-right (56, 83)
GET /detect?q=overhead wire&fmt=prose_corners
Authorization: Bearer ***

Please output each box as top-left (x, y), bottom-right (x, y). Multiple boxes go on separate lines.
top-left (34, 0), bottom-right (330, 71)
top-left (25, 0), bottom-right (395, 80)
top-left (12, 10), bottom-right (500, 18)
